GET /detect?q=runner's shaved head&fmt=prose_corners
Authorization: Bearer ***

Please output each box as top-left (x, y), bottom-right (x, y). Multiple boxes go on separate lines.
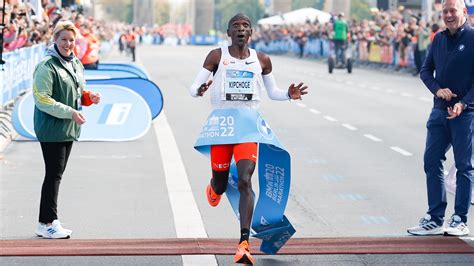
top-left (228, 14), bottom-right (252, 29)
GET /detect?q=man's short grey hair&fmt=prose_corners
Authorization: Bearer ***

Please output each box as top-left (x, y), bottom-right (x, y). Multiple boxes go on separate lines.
top-left (442, 0), bottom-right (466, 8)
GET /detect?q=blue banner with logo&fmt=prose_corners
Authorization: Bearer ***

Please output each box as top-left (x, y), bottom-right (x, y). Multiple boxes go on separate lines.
top-left (12, 85), bottom-right (151, 141)
top-left (194, 108), bottom-right (295, 254)
top-left (86, 77), bottom-right (163, 119)
top-left (98, 62), bottom-right (150, 79)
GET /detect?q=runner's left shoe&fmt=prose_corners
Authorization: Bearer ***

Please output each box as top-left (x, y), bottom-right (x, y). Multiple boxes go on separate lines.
top-left (234, 240), bottom-right (254, 265)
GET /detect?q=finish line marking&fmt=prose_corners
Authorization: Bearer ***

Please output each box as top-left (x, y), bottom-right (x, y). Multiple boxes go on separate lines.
top-left (1, 237), bottom-right (473, 256)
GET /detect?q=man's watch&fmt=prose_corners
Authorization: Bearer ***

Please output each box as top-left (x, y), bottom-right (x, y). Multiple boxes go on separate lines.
top-left (459, 101), bottom-right (468, 110)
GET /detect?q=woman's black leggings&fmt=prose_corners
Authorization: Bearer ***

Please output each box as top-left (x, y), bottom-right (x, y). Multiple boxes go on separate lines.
top-left (38, 141), bottom-right (73, 224)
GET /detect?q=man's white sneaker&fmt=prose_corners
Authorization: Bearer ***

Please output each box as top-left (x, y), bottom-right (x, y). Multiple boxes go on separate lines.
top-left (407, 214), bottom-right (444, 236)
top-left (36, 220), bottom-right (72, 239)
top-left (444, 215), bottom-right (470, 236)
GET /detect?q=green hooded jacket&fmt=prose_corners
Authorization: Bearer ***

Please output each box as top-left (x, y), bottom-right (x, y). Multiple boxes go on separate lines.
top-left (33, 45), bottom-right (85, 142)
top-left (333, 19), bottom-right (348, 41)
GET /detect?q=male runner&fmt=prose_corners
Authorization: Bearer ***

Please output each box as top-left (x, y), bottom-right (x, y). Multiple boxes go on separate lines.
top-left (189, 14), bottom-right (308, 264)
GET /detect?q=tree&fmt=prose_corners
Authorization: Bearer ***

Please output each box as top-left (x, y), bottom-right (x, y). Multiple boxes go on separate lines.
top-left (215, 0), bottom-right (264, 32)
top-left (100, 0), bottom-right (133, 23)
top-left (292, 0), bottom-right (325, 10)
top-left (351, 0), bottom-right (372, 20)
top-left (154, 0), bottom-right (171, 25)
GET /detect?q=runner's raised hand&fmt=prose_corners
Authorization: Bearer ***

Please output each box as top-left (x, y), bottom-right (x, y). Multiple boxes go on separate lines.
top-left (197, 80), bottom-right (213, 96)
top-left (288, 82), bottom-right (308, 100)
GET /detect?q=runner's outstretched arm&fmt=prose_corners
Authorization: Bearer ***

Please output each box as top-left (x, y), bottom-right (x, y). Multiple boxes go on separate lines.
top-left (189, 49), bottom-right (221, 97)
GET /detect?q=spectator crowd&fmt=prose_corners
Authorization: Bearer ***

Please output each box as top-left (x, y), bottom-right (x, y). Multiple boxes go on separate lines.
top-left (3, 0), bottom-right (474, 73)
top-left (253, 7), bottom-right (474, 74)
top-left (1, 0), bottom-right (115, 67)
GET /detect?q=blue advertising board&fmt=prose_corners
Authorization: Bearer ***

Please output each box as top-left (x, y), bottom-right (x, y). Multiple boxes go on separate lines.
top-left (85, 69), bottom-right (142, 80)
top-left (86, 78), bottom-right (163, 119)
top-left (1, 45), bottom-right (45, 107)
top-left (98, 62), bottom-right (150, 79)
top-left (12, 85), bottom-right (152, 141)
top-left (190, 35), bottom-right (219, 45)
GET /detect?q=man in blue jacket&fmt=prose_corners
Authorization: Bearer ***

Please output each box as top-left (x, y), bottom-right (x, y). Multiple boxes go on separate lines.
top-left (407, 0), bottom-right (474, 237)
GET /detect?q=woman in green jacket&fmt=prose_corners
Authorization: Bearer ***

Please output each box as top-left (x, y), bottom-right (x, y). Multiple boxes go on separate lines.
top-left (33, 20), bottom-right (101, 239)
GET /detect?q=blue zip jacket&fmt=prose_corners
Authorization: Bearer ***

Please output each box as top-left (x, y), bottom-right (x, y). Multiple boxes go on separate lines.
top-left (420, 22), bottom-right (474, 110)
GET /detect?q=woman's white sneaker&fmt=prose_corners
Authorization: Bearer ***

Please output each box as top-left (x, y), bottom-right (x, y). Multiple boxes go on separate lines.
top-left (35, 220), bottom-right (72, 239)
top-left (35, 223), bottom-right (47, 237)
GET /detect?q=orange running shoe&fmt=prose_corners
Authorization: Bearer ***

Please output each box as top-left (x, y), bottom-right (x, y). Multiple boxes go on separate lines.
top-left (233, 240), bottom-right (254, 265)
top-left (206, 184), bottom-right (221, 207)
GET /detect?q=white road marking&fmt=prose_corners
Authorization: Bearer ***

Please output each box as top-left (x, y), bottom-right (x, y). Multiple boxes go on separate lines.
top-left (153, 113), bottom-right (218, 266)
top-left (309, 108), bottom-right (321, 114)
top-left (401, 92), bottom-right (413, 97)
top-left (363, 134), bottom-right (382, 142)
top-left (182, 255), bottom-right (218, 265)
top-left (296, 102), bottom-right (307, 108)
top-left (390, 146), bottom-right (413, 156)
top-left (342, 123), bottom-right (358, 131)
top-left (324, 115), bottom-right (337, 122)
top-left (370, 86), bottom-right (381, 91)
top-left (419, 97), bottom-right (432, 102)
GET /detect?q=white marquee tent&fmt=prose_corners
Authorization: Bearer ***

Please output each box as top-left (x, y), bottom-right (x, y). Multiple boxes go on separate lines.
top-left (258, 8), bottom-right (332, 26)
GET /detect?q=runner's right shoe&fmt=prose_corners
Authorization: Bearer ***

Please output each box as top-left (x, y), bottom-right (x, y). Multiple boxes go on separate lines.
top-left (407, 214), bottom-right (444, 236)
top-left (206, 183), bottom-right (221, 207)
top-left (234, 240), bottom-right (254, 265)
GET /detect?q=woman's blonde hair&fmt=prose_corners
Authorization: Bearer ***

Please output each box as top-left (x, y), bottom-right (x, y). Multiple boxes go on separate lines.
top-left (53, 20), bottom-right (79, 40)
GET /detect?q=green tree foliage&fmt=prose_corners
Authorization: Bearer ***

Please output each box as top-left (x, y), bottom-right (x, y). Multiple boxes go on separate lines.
top-left (101, 0), bottom-right (132, 22)
top-left (292, 0), bottom-right (324, 10)
top-left (215, 0), bottom-right (264, 32)
top-left (154, 0), bottom-right (171, 25)
top-left (351, 0), bottom-right (372, 20)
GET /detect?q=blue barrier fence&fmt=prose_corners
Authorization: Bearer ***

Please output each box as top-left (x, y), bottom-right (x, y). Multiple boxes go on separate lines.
top-left (1, 44), bottom-right (45, 108)
top-left (190, 35), bottom-right (220, 45)
top-left (255, 38), bottom-right (330, 57)
top-left (254, 37), bottom-right (416, 69)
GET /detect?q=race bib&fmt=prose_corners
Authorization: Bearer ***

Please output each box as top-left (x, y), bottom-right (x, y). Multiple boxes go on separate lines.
top-left (224, 69), bottom-right (255, 101)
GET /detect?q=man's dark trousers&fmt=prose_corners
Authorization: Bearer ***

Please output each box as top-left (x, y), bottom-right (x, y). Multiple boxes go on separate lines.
top-left (424, 109), bottom-right (474, 224)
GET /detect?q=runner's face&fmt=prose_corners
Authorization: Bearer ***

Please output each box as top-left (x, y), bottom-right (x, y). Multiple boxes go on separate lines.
top-left (442, 0), bottom-right (467, 33)
top-left (228, 18), bottom-right (252, 46)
